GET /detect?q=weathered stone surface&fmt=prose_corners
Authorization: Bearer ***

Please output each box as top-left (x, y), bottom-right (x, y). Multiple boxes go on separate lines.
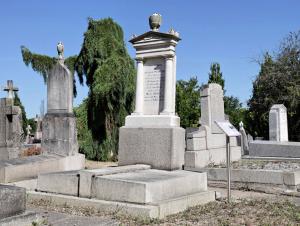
top-left (0, 185), bottom-right (26, 219)
top-left (184, 146), bottom-right (242, 168)
top-left (0, 98), bottom-right (22, 160)
top-left (200, 83), bottom-right (225, 134)
top-left (249, 141), bottom-right (300, 158)
top-left (79, 165), bottom-right (151, 198)
top-left (38, 171), bottom-right (79, 196)
top-left (47, 62), bottom-right (73, 114)
top-left (269, 104), bottom-right (288, 142)
top-left (91, 169), bottom-right (207, 204)
top-left (0, 154), bottom-right (85, 183)
top-left (42, 114), bottom-right (78, 156)
top-left (118, 126), bottom-right (185, 170)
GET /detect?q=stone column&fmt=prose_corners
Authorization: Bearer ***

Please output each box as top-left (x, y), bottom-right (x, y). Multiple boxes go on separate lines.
top-left (161, 56), bottom-right (173, 114)
top-left (133, 58), bottom-right (144, 115)
top-left (172, 55), bottom-right (177, 114)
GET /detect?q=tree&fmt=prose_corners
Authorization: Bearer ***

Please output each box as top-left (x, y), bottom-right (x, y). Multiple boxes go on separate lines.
top-left (14, 92), bottom-right (27, 135)
top-left (247, 31), bottom-right (300, 141)
top-left (75, 18), bottom-right (135, 160)
top-left (224, 96), bottom-right (246, 128)
top-left (208, 62), bottom-right (225, 90)
top-left (20, 18), bottom-right (135, 160)
top-left (207, 62), bottom-right (246, 128)
top-left (176, 77), bottom-right (201, 128)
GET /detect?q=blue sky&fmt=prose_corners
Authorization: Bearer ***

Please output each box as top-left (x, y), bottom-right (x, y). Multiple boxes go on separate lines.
top-left (1, 1), bottom-right (299, 118)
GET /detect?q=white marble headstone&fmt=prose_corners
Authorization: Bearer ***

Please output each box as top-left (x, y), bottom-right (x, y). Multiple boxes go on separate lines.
top-left (269, 104), bottom-right (288, 142)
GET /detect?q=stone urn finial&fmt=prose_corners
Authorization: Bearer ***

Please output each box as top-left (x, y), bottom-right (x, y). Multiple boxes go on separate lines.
top-left (149, 13), bottom-right (162, 31)
top-left (57, 41), bottom-right (64, 63)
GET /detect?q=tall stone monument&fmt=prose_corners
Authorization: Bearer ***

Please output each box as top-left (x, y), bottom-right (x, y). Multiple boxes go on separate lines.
top-left (0, 80), bottom-right (23, 160)
top-left (185, 83), bottom-right (241, 168)
top-left (269, 104), bottom-right (288, 142)
top-left (41, 42), bottom-right (78, 156)
top-left (118, 13), bottom-right (185, 170)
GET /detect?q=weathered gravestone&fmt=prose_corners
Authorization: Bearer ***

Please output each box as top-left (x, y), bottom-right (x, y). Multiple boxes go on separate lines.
top-left (0, 80), bottom-right (23, 160)
top-left (118, 13), bottom-right (185, 170)
top-left (269, 104), bottom-right (288, 142)
top-left (42, 42), bottom-right (78, 156)
top-left (185, 83), bottom-right (241, 168)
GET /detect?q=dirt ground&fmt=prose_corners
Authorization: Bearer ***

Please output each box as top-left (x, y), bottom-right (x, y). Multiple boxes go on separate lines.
top-left (28, 187), bottom-right (300, 226)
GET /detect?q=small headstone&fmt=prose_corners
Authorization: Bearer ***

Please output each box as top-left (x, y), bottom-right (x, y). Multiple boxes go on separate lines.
top-left (269, 104), bottom-right (288, 142)
top-left (239, 121), bottom-right (249, 155)
top-left (200, 83), bottom-right (225, 133)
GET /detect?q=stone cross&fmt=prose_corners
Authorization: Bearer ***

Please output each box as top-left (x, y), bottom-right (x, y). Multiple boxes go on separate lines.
top-left (3, 80), bottom-right (18, 100)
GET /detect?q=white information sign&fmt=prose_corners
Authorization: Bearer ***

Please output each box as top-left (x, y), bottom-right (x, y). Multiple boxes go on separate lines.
top-left (215, 121), bottom-right (240, 137)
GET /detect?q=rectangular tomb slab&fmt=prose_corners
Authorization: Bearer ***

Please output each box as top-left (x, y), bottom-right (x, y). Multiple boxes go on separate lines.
top-left (0, 185), bottom-right (26, 219)
top-left (249, 141), bottom-right (300, 158)
top-left (91, 169), bottom-right (207, 204)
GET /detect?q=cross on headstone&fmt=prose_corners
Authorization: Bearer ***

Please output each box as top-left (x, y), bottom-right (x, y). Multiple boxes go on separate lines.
top-left (3, 80), bottom-right (18, 99)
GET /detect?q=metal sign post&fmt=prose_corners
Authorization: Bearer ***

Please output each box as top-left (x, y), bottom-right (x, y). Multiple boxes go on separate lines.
top-left (215, 121), bottom-right (240, 203)
top-left (226, 135), bottom-right (231, 203)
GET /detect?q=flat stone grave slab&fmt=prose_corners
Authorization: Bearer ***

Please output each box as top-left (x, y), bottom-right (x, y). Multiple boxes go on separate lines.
top-left (0, 153), bottom-right (84, 183)
top-left (92, 169), bottom-right (207, 204)
top-left (249, 141), bottom-right (300, 158)
top-left (186, 159), bottom-right (300, 191)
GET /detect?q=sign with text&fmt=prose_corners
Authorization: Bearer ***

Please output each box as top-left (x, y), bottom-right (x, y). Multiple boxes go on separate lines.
top-left (215, 121), bottom-right (240, 137)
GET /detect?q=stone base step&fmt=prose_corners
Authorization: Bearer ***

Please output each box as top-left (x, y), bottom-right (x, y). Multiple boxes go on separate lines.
top-left (27, 190), bottom-right (215, 219)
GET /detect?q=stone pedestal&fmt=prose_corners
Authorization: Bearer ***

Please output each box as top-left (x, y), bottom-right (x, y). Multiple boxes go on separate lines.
top-left (42, 113), bottom-right (78, 156)
top-left (119, 126), bottom-right (185, 170)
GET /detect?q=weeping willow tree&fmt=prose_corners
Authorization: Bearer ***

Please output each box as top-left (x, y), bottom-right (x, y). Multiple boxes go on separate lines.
top-left (21, 18), bottom-right (135, 160)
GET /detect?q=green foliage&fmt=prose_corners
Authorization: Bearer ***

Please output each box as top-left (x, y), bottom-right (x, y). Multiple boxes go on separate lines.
top-left (21, 46), bottom-right (56, 83)
top-left (14, 92), bottom-right (27, 135)
top-left (247, 31), bottom-right (300, 141)
top-left (20, 46), bottom-right (79, 96)
top-left (208, 62), bottom-right (225, 90)
top-left (27, 118), bottom-right (37, 134)
top-left (75, 18), bottom-right (135, 161)
top-left (224, 96), bottom-right (246, 128)
top-left (176, 77), bottom-right (201, 128)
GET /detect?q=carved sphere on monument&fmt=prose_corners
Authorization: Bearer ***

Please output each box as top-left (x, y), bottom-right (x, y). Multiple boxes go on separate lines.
top-left (149, 13), bottom-right (162, 31)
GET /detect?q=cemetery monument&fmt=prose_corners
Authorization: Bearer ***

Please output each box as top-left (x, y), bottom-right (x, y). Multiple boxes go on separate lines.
top-left (41, 42), bottom-right (78, 156)
top-left (249, 104), bottom-right (300, 158)
top-left (185, 83), bottom-right (242, 168)
top-left (118, 13), bottom-right (185, 170)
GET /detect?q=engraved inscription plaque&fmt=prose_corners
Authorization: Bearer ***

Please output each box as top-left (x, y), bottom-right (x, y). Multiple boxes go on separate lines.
top-left (143, 58), bottom-right (165, 115)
